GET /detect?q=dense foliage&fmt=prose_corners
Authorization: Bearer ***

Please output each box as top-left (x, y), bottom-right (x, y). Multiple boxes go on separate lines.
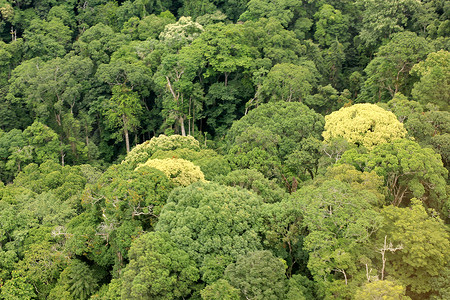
top-left (0, 0), bottom-right (448, 299)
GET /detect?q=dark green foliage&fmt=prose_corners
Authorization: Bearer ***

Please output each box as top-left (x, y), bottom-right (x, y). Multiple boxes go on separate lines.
top-left (226, 101), bottom-right (324, 187)
top-left (225, 250), bottom-right (287, 300)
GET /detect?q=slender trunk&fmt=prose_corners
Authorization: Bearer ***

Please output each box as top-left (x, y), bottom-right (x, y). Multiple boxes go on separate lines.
top-left (60, 141), bottom-right (65, 166)
top-left (180, 116), bottom-right (186, 136)
top-left (188, 97), bottom-right (191, 136)
top-left (124, 127), bottom-right (130, 153)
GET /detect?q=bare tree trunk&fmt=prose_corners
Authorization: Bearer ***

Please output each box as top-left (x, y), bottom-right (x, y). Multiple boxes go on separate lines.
top-left (180, 116), bottom-right (186, 136)
top-left (124, 127), bottom-right (130, 153)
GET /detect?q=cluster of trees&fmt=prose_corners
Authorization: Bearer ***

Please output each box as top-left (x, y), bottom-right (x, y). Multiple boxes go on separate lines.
top-left (0, 0), bottom-right (449, 299)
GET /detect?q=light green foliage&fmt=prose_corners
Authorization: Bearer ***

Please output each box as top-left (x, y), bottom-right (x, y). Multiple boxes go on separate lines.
top-left (354, 280), bottom-right (411, 300)
top-left (325, 164), bottom-right (386, 206)
top-left (411, 50), bottom-right (449, 111)
top-left (123, 134), bottom-right (200, 167)
top-left (137, 158), bottom-right (204, 187)
top-left (294, 180), bottom-right (382, 297)
top-left (8, 241), bottom-right (68, 299)
top-left (340, 139), bottom-right (448, 217)
top-left (150, 148), bottom-right (231, 180)
top-left (0, 275), bottom-right (36, 300)
top-left (375, 200), bottom-right (450, 295)
top-left (227, 102), bottom-right (324, 185)
top-left (201, 279), bottom-right (240, 300)
top-left (155, 182), bottom-right (264, 275)
top-left (225, 250), bottom-right (287, 300)
top-left (22, 121), bottom-right (60, 164)
top-left (215, 169), bottom-right (287, 203)
top-left (257, 62), bottom-right (319, 103)
top-left (121, 231), bottom-right (199, 300)
top-left (359, 31), bottom-right (432, 102)
top-left (159, 16), bottom-right (203, 49)
top-left (323, 103), bottom-right (407, 150)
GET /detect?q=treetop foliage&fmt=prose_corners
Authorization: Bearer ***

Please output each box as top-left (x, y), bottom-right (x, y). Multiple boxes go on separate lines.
top-left (0, 0), bottom-right (448, 299)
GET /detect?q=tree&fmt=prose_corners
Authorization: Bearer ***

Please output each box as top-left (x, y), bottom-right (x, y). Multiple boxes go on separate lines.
top-left (239, 0), bottom-right (303, 28)
top-left (256, 62), bottom-right (319, 103)
top-left (74, 23), bottom-right (130, 65)
top-left (215, 169), bottom-right (286, 203)
top-left (226, 102), bottom-right (324, 187)
top-left (340, 139), bottom-right (448, 218)
top-left (313, 4), bottom-right (350, 47)
top-left (359, 31), bottom-right (432, 102)
top-left (224, 250), bottom-right (287, 300)
top-left (123, 134), bottom-right (201, 168)
top-left (136, 158), bottom-right (205, 187)
top-left (354, 280), bottom-right (411, 300)
top-left (411, 50), bottom-right (449, 111)
top-left (155, 182), bottom-right (264, 280)
top-left (294, 180), bottom-right (382, 298)
top-left (103, 85), bottom-right (142, 153)
top-left (373, 200), bottom-right (450, 296)
top-left (357, 0), bottom-right (427, 51)
top-left (201, 279), bottom-right (240, 300)
top-left (120, 231), bottom-right (199, 300)
top-left (323, 104), bottom-right (407, 150)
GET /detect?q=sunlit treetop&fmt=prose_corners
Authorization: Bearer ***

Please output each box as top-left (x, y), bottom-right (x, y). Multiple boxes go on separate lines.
top-left (323, 103), bottom-right (407, 150)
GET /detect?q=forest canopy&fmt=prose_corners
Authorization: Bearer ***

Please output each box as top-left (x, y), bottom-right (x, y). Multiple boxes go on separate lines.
top-left (0, 0), bottom-right (449, 299)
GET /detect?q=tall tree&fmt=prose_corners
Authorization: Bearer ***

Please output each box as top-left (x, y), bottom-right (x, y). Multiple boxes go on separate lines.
top-left (103, 85), bottom-right (142, 153)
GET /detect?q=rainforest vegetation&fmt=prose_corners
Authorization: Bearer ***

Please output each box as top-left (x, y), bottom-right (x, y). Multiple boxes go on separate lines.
top-left (0, 0), bottom-right (449, 299)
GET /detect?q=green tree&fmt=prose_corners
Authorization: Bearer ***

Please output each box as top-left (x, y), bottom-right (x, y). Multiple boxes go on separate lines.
top-left (201, 279), bottom-right (240, 300)
top-left (225, 250), bottom-right (287, 300)
top-left (103, 85), bottom-right (142, 153)
top-left (294, 180), bottom-right (382, 298)
top-left (411, 50), bottom-right (449, 111)
top-left (313, 4), bottom-right (350, 47)
top-left (155, 182), bottom-right (264, 280)
top-left (340, 139), bottom-right (448, 217)
top-left (374, 200), bottom-right (450, 296)
top-left (359, 31), bottom-right (432, 102)
top-left (120, 231), bottom-right (199, 300)
top-left (257, 62), bottom-right (319, 103)
top-left (354, 280), bottom-right (411, 300)
top-left (227, 102), bottom-right (324, 187)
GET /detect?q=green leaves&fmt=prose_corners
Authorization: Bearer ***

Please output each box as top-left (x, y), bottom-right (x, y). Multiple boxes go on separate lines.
top-left (121, 231), bottom-right (199, 300)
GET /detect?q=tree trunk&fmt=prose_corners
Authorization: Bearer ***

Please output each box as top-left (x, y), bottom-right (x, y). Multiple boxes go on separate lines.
top-left (180, 116), bottom-right (186, 136)
top-left (124, 127), bottom-right (130, 153)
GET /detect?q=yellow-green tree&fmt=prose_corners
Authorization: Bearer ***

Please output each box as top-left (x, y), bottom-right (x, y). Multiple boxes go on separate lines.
top-left (137, 158), bottom-right (205, 187)
top-left (323, 104), bottom-right (407, 150)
